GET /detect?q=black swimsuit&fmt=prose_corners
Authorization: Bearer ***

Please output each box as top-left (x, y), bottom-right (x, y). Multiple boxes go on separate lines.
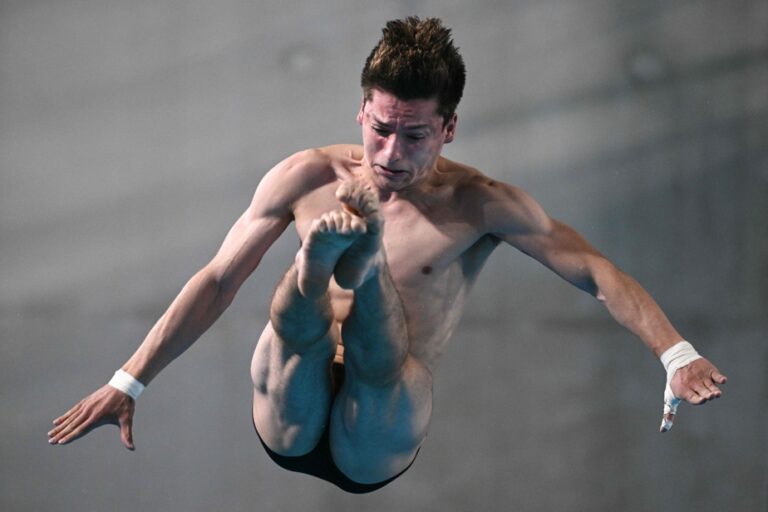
top-left (252, 361), bottom-right (420, 494)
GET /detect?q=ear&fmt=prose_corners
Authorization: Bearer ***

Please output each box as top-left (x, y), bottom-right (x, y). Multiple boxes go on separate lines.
top-left (356, 95), bottom-right (366, 125)
top-left (443, 113), bottom-right (458, 143)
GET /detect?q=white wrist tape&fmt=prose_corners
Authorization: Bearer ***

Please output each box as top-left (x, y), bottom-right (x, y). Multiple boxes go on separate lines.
top-left (108, 369), bottom-right (145, 400)
top-left (659, 341), bottom-right (701, 430)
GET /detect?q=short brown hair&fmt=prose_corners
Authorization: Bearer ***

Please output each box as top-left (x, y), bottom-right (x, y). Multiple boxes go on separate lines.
top-left (360, 17), bottom-right (466, 123)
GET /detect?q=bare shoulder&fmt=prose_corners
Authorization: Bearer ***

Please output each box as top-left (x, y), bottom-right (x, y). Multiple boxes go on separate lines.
top-left (319, 143), bottom-right (364, 162)
top-left (265, 146), bottom-right (340, 190)
top-left (250, 146), bottom-right (347, 217)
top-left (274, 144), bottom-right (363, 185)
top-left (442, 158), bottom-right (552, 236)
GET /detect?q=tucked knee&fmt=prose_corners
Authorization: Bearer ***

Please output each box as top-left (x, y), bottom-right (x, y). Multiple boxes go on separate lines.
top-left (329, 357), bottom-right (433, 483)
top-left (253, 404), bottom-right (324, 457)
top-left (329, 412), bottom-right (428, 484)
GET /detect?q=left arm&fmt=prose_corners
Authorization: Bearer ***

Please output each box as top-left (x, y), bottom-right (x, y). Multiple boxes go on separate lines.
top-left (481, 180), bottom-right (727, 429)
top-left (501, 212), bottom-right (680, 357)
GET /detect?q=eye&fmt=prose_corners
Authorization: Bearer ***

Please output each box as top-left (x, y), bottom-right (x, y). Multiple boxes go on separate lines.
top-left (406, 134), bottom-right (425, 141)
top-left (373, 127), bottom-right (390, 136)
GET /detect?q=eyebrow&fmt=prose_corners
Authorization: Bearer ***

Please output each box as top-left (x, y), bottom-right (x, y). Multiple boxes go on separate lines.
top-left (371, 115), bottom-right (431, 131)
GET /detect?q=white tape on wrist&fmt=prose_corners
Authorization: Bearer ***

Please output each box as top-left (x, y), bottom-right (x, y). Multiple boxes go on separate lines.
top-left (659, 341), bottom-right (701, 431)
top-left (108, 369), bottom-right (145, 400)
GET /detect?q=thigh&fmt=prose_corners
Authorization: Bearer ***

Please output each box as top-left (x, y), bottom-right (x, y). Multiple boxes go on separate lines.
top-left (328, 355), bottom-right (433, 485)
top-left (251, 321), bottom-right (339, 456)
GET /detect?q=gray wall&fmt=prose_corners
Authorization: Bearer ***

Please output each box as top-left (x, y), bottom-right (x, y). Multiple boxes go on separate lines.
top-left (2, 1), bottom-right (766, 510)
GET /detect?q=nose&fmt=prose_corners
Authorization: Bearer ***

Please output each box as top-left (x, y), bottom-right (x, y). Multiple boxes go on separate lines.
top-left (382, 134), bottom-right (404, 163)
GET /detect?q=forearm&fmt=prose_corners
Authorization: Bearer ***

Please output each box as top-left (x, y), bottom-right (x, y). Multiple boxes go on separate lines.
top-left (593, 262), bottom-right (682, 357)
top-left (121, 268), bottom-right (235, 384)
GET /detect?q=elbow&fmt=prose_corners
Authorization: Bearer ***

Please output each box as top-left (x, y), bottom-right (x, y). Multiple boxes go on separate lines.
top-left (582, 278), bottom-right (601, 300)
top-left (574, 275), bottom-right (602, 300)
top-left (198, 266), bottom-right (238, 310)
top-left (584, 256), bottom-right (620, 302)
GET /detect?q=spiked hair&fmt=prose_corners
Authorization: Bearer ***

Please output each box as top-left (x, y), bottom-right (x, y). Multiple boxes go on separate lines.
top-left (361, 17), bottom-right (466, 123)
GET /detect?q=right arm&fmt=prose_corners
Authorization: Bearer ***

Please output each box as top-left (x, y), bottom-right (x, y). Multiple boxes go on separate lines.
top-left (48, 150), bottom-right (328, 448)
top-left (120, 197), bottom-right (291, 386)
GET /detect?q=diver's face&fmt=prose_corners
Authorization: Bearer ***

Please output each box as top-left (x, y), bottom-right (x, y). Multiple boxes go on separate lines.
top-left (358, 88), bottom-right (456, 191)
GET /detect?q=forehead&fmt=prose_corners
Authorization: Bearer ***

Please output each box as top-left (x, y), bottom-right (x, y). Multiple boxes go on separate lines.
top-left (364, 89), bottom-right (441, 125)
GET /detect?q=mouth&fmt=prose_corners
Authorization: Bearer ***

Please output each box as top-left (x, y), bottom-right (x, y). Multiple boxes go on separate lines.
top-left (376, 164), bottom-right (409, 178)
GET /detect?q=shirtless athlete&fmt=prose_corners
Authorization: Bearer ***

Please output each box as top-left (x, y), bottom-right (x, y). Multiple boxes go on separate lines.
top-left (48, 17), bottom-right (727, 493)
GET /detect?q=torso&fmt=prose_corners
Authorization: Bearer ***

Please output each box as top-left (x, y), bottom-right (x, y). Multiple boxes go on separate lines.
top-left (291, 144), bottom-right (500, 371)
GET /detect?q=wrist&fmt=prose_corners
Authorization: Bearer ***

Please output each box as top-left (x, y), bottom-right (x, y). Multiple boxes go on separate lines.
top-left (108, 369), bottom-right (146, 400)
top-left (659, 340), bottom-right (701, 376)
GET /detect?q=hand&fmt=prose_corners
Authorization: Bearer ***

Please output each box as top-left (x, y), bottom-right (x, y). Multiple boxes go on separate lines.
top-left (660, 357), bottom-right (727, 432)
top-left (48, 385), bottom-right (136, 450)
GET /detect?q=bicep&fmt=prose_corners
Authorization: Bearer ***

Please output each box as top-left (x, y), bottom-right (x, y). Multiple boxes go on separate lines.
top-left (501, 220), bottom-right (607, 292)
top-left (206, 208), bottom-right (290, 293)
top-left (488, 185), bottom-right (607, 295)
top-left (204, 156), bottom-right (305, 292)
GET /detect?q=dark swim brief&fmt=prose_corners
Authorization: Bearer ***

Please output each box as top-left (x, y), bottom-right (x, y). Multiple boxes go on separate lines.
top-left (252, 362), bottom-right (420, 494)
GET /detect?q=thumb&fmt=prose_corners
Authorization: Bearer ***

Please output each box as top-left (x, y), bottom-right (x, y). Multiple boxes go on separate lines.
top-left (119, 414), bottom-right (135, 451)
top-left (660, 381), bottom-right (681, 433)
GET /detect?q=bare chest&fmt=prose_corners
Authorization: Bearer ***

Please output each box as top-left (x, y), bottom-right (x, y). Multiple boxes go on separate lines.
top-left (293, 186), bottom-right (498, 366)
top-left (294, 187), bottom-right (484, 285)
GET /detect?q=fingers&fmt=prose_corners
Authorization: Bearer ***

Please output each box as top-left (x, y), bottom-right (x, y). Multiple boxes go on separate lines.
top-left (660, 412), bottom-right (675, 433)
top-left (671, 359), bottom-right (727, 405)
top-left (48, 408), bottom-right (96, 445)
top-left (660, 357), bottom-right (727, 433)
top-left (49, 407), bottom-right (86, 440)
top-left (49, 386), bottom-right (133, 447)
top-left (687, 373), bottom-right (724, 403)
top-left (660, 387), bottom-right (714, 432)
top-left (52, 400), bottom-right (84, 426)
top-left (685, 390), bottom-right (707, 405)
top-left (702, 379), bottom-right (722, 399)
top-left (661, 382), bottom-right (680, 432)
top-left (705, 383), bottom-right (724, 399)
top-left (119, 414), bottom-right (135, 451)
top-left (660, 394), bottom-right (680, 432)
top-left (659, 385), bottom-right (708, 434)
top-left (56, 414), bottom-right (98, 445)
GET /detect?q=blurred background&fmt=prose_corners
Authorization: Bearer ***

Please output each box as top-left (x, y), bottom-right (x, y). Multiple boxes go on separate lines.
top-left (1, 1), bottom-right (766, 510)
